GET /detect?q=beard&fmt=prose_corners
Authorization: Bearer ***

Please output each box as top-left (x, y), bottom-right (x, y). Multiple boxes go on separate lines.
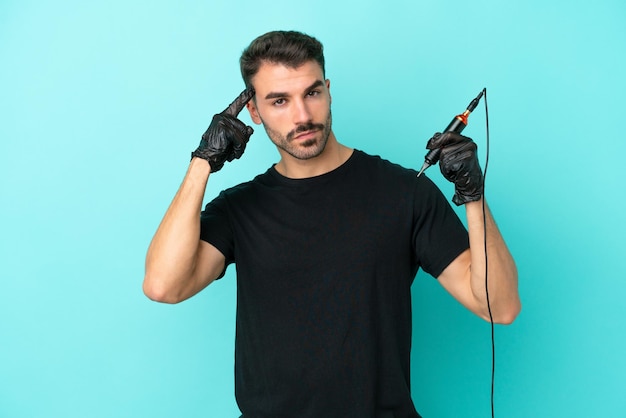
top-left (261, 110), bottom-right (333, 161)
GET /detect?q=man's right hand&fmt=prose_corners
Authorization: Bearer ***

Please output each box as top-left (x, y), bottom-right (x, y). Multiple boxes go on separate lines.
top-left (191, 88), bottom-right (256, 172)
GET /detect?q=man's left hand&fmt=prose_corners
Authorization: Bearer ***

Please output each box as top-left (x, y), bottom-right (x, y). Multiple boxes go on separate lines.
top-left (426, 131), bottom-right (484, 206)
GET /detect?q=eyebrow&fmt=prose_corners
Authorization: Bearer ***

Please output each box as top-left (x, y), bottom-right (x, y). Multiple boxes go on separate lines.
top-left (264, 79), bottom-right (324, 100)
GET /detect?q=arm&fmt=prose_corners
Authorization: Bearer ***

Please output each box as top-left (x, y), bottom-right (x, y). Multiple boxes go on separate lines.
top-left (143, 158), bottom-right (225, 303)
top-left (426, 131), bottom-right (521, 323)
top-left (437, 199), bottom-right (520, 323)
top-left (143, 88), bottom-right (255, 303)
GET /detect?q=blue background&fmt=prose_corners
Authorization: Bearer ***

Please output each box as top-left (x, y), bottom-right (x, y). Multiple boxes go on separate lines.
top-left (1, 0), bottom-right (625, 417)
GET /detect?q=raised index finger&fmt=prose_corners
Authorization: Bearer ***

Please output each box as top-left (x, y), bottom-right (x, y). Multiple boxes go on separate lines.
top-left (223, 87), bottom-right (255, 116)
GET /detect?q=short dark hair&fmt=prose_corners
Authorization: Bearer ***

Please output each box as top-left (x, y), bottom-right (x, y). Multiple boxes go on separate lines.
top-left (240, 30), bottom-right (325, 89)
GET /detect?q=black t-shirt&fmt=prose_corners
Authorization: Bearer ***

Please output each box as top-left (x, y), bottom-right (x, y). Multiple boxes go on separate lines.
top-left (200, 150), bottom-right (469, 418)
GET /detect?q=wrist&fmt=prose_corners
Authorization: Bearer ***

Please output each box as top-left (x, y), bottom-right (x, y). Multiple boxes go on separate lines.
top-left (464, 198), bottom-right (484, 209)
top-left (452, 191), bottom-right (483, 206)
top-left (189, 156), bottom-right (212, 175)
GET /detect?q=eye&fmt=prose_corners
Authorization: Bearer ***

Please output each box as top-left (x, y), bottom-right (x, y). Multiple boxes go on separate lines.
top-left (272, 98), bottom-right (286, 106)
top-left (307, 90), bottom-right (321, 97)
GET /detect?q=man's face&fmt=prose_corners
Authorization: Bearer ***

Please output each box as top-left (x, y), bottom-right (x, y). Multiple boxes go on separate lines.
top-left (246, 60), bottom-right (332, 161)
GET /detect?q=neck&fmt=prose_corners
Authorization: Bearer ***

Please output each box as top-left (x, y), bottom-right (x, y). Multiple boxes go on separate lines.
top-left (275, 132), bottom-right (353, 179)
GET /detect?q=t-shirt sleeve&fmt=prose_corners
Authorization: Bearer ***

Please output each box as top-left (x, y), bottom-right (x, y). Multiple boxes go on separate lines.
top-left (200, 191), bottom-right (236, 270)
top-left (412, 176), bottom-right (470, 278)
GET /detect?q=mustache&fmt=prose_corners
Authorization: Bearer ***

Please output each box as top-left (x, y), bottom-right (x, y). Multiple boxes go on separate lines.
top-left (286, 122), bottom-right (325, 141)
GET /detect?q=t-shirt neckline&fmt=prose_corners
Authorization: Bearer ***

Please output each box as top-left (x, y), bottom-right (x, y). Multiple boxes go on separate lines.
top-left (267, 149), bottom-right (361, 186)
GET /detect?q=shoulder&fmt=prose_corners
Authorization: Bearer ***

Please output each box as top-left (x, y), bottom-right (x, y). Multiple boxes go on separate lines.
top-left (354, 150), bottom-right (418, 177)
top-left (352, 149), bottom-right (437, 190)
top-left (201, 169), bottom-right (276, 217)
top-left (216, 168), bottom-right (276, 199)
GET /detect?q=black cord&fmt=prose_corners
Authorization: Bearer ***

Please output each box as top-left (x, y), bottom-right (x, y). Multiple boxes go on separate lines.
top-left (481, 88), bottom-right (495, 418)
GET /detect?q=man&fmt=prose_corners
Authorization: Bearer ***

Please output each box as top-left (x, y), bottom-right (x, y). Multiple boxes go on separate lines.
top-left (144, 30), bottom-right (520, 418)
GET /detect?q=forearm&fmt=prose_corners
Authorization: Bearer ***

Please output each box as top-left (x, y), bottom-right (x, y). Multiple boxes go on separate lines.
top-left (144, 157), bottom-right (212, 302)
top-left (465, 199), bottom-right (521, 323)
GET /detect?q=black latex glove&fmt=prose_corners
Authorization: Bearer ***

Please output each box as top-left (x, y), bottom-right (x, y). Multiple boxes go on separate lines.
top-left (426, 131), bottom-right (484, 206)
top-left (191, 88), bottom-right (255, 172)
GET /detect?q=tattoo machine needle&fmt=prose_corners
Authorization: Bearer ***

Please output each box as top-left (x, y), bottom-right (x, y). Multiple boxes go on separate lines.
top-left (416, 89), bottom-right (485, 177)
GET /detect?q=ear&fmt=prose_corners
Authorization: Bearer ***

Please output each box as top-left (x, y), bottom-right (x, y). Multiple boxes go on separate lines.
top-left (246, 101), bottom-right (263, 125)
top-left (326, 79), bottom-right (332, 103)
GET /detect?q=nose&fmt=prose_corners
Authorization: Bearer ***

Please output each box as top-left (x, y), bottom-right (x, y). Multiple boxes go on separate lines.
top-left (291, 98), bottom-right (312, 125)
